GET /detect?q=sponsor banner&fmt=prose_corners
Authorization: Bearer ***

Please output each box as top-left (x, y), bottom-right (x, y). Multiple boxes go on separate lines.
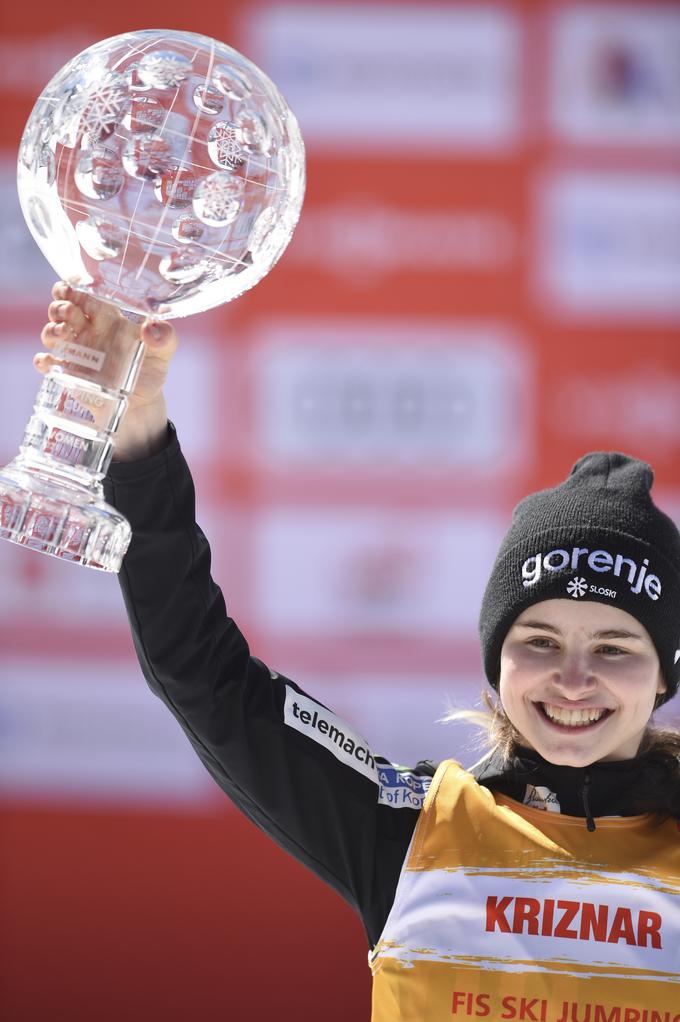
top-left (537, 170), bottom-right (680, 317)
top-left (253, 507), bottom-right (506, 637)
top-left (245, 4), bottom-right (522, 150)
top-left (247, 320), bottom-right (532, 474)
top-left (548, 5), bottom-right (680, 146)
top-left (286, 202), bottom-right (516, 281)
top-left (0, 660), bottom-right (214, 804)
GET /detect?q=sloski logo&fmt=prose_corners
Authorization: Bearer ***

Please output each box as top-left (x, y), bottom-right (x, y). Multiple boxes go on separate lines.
top-left (566, 577), bottom-right (587, 599)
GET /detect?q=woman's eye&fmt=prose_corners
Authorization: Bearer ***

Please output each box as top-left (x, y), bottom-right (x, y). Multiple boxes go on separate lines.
top-left (528, 637), bottom-right (556, 649)
top-left (597, 645), bottom-right (627, 657)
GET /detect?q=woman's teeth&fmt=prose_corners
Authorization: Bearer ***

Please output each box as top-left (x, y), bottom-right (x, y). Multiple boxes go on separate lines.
top-left (541, 703), bottom-right (607, 727)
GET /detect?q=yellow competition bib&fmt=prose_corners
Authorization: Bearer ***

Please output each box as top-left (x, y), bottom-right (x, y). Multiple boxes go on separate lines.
top-left (370, 760), bottom-right (680, 1022)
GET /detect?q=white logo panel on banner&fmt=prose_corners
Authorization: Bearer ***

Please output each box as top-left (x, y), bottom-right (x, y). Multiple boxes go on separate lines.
top-left (537, 170), bottom-right (680, 316)
top-left (549, 366), bottom-right (680, 456)
top-left (549, 5), bottom-right (680, 145)
top-left (286, 204), bottom-right (516, 280)
top-left (248, 320), bottom-right (532, 473)
top-left (252, 507), bottom-right (505, 637)
top-left (246, 4), bottom-right (521, 149)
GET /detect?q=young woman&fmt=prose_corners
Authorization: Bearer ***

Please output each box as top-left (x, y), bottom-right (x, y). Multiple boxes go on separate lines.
top-left (38, 286), bottom-right (680, 1020)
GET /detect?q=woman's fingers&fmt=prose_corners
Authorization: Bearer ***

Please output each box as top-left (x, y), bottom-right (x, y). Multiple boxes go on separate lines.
top-left (41, 318), bottom-right (74, 349)
top-left (140, 318), bottom-right (179, 358)
top-left (35, 287), bottom-right (182, 424)
top-left (47, 298), bottom-right (89, 338)
top-left (43, 282), bottom-right (124, 355)
top-left (33, 351), bottom-right (62, 375)
top-left (52, 281), bottom-right (118, 325)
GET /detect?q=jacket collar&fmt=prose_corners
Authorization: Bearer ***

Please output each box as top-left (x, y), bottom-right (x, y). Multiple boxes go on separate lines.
top-left (472, 746), bottom-right (672, 827)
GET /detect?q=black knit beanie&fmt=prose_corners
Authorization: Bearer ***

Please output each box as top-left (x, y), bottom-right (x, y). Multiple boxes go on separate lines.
top-left (479, 452), bottom-right (680, 703)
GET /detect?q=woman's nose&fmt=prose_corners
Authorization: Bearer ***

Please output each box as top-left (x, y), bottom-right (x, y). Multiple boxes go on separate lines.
top-left (552, 653), bottom-right (597, 695)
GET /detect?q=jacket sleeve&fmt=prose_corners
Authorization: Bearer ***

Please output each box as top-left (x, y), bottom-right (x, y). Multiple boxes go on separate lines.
top-left (103, 424), bottom-right (433, 947)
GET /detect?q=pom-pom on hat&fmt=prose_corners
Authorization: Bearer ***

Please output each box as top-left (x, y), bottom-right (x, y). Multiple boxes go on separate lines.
top-left (479, 452), bottom-right (680, 703)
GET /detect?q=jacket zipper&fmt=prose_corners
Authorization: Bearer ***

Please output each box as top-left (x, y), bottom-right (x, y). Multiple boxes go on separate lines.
top-left (581, 770), bottom-right (596, 832)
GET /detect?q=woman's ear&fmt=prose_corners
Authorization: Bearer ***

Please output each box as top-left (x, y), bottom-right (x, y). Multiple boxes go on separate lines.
top-left (653, 672), bottom-right (667, 709)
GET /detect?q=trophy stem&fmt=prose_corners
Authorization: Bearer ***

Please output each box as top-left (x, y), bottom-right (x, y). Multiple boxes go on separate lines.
top-left (0, 338), bottom-right (145, 572)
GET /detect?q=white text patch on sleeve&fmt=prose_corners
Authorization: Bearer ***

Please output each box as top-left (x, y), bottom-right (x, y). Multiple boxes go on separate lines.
top-left (284, 687), bottom-right (378, 783)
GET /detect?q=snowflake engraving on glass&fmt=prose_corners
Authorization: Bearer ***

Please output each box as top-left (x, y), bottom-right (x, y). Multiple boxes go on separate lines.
top-left (1, 29), bottom-right (305, 572)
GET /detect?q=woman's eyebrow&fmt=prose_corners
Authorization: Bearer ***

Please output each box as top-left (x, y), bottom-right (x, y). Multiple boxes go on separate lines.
top-left (515, 621), bottom-right (561, 634)
top-left (514, 622), bottom-right (644, 641)
top-left (591, 629), bottom-right (644, 641)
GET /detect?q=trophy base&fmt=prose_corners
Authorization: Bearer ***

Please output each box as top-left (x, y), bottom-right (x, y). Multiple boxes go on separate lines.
top-left (0, 460), bottom-right (130, 572)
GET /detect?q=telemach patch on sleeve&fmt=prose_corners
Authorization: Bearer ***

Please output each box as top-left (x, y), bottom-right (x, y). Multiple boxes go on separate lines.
top-left (284, 687), bottom-right (378, 783)
top-left (283, 687), bottom-right (430, 810)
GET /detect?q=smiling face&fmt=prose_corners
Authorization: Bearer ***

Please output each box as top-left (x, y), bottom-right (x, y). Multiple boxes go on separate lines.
top-left (498, 599), bottom-right (666, 766)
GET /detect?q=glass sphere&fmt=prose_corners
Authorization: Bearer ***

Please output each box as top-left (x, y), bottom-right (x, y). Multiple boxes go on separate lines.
top-left (17, 29), bottom-right (305, 318)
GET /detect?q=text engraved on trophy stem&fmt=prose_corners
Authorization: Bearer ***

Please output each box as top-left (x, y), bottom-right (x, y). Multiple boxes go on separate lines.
top-left (53, 340), bottom-right (107, 372)
top-left (69, 387), bottom-right (105, 410)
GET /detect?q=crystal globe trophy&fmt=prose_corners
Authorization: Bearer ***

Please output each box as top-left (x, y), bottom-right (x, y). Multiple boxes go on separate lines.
top-left (0, 29), bottom-right (305, 571)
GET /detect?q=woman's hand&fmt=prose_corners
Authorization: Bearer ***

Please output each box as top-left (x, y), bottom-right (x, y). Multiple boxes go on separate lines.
top-left (36, 282), bottom-right (179, 461)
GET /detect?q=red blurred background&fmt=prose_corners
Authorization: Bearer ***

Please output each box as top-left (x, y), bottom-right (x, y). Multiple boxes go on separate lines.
top-left (1, 1), bottom-right (679, 1018)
